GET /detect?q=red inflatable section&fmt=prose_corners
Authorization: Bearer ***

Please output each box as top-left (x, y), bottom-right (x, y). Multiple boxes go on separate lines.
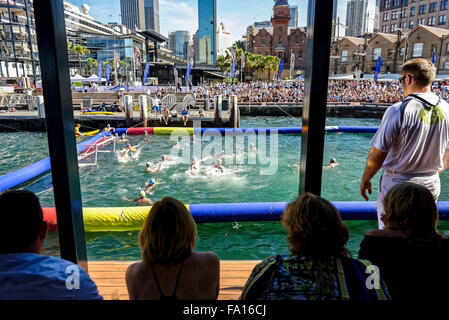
top-left (42, 207), bottom-right (58, 231)
top-left (127, 127), bottom-right (154, 135)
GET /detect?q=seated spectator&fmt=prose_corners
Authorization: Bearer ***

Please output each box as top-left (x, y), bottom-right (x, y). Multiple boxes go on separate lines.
top-left (358, 182), bottom-right (449, 300)
top-left (240, 192), bottom-right (390, 300)
top-left (126, 197), bottom-right (220, 300)
top-left (181, 106), bottom-right (190, 126)
top-left (0, 190), bottom-right (102, 300)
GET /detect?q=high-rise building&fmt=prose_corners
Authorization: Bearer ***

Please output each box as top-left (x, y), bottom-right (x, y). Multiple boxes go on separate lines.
top-left (217, 23), bottom-right (232, 57)
top-left (120, 0), bottom-right (146, 31)
top-left (289, 5), bottom-right (298, 27)
top-left (345, 0), bottom-right (368, 37)
top-left (144, 0), bottom-right (160, 32)
top-left (198, 0), bottom-right (217, 64)
top-left (332, 0), bottom-right (338, 40)
top-left (168, 31), bottom-right (191, 60)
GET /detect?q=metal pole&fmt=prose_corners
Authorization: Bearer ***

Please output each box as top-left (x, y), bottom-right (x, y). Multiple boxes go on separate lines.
top-left (299, 0), bottom-right (333, 196)
top-left (33, 0), bottom-right (88, 270)
top-left (438, 36), bottom-right (444, 75)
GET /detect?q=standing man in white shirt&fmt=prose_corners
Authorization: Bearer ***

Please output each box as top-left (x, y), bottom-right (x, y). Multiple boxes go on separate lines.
top-left (360, 58), bottom-right (449, 228)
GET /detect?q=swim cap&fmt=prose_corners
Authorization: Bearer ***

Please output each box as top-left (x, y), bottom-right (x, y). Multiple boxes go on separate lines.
top-left (222, 150), bottom-right (225, 154)
top-left (140, 191), bottom-right (145, 197)
top-left (162, 155), bottom-right (166, 160)
top-left (330, 158), bottom-right (336, 163)
top-left (149, 179), bottom-right (155, 185)
top-left (127, 144), bottom-right (131, 148)
top-left (192, 157), bottom-right (196, 162)
top-left (146, 162), bottom-right (151, 167)
top-left (107, 124), bottom-right (110, 128)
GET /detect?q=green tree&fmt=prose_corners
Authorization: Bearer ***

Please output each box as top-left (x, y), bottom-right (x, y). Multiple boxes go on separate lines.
top-left (86, 58), bottom-right (99, 75)
top-left (232, 40), bottom-right (245, 51)
top-left (264, 55), bottom-right (280, 81)
top-left (70, 45), bottom-right (90, 74)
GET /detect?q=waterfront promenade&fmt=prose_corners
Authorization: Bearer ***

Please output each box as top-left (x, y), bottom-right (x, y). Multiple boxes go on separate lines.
top-left (89, 260), bottom-right (258, 300)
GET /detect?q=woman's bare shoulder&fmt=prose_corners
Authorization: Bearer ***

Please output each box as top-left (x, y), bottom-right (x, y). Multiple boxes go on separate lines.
top-left (190, 251), bottom-right (220, 264)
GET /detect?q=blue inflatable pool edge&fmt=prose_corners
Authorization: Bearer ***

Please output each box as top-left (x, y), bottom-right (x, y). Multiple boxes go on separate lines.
top-left (0, 131), bottom-right (111, 192)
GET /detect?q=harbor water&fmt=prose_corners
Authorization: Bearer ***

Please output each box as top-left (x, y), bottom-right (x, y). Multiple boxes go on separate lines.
top-left (2, 116), bottom-right (449, 260)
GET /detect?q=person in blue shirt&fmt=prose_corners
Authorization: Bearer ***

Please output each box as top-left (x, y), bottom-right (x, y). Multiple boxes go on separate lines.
top-left (0, 190), bottom-right (102, 300)
top-left (181, 106), bottom-right (190, 126)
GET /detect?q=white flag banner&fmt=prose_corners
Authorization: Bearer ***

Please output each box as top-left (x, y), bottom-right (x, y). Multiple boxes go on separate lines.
top-left (290, 52), bottom-right (295, 68)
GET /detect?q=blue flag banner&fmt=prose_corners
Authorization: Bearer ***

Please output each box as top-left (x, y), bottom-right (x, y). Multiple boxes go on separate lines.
top-left (277, 59), bottom-right (284, 82)
top-left (186, 61), bottom-right (191, 85)
top-left (231, 59), bottom-right (236, 81)
top-left (374, 57), bottom-right (382, 83)
top-left (98, 60), bottom-right (103, 82)
top-left (106, 63), bottom-right (111, 83)
top-left (433, 51), bottom-right (437, 64)
top-left (143, 62), bottom-right (150, 84)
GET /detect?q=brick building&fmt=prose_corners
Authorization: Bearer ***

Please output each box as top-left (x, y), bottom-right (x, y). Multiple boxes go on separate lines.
top-left (248, 0), bottom-right (307, 71)
top-left (378, 0), bottom-right (449, 34)
top-left (332, 25), bottom-right (449, 76)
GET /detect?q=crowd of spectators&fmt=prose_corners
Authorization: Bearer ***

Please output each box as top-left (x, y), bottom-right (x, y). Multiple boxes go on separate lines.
top-left (191, 80), bottom-right (449, 105)
top-left (1, 182), bottom-right (448, 300)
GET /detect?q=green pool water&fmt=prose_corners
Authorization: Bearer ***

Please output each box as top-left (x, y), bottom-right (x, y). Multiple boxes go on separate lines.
top-left (2, 116), bottom-right (449, 260)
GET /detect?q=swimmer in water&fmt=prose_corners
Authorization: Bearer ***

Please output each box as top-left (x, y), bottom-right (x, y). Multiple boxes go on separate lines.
top-left (117, 133), bottom-right (129, 143)
top-left (120, 143), bottom-right (132, 157)
top-left (190, 157), bottom-right (200, 172)
top-left (325, 158), bottom-right (338, 168)
top-left (215, 150), bottom-right (232, 161)
top-left (144, 179), bottom-right (157, 193)
top-left (134, 191), bottom-right (153, 206)
top-left (249, 143), bottom-right (259, 154)
top-left (214, 160), bottom-right (224, 173)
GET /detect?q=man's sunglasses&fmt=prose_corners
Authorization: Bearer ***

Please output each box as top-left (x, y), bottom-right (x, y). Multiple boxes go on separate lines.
top-left (399, 75), bottom-right (411, 83)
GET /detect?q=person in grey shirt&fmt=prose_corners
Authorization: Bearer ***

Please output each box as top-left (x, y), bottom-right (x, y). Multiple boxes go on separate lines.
top-left (360, 58), bottom-right (449, 229)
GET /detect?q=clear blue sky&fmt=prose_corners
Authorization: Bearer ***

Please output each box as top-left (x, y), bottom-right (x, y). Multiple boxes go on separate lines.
top-left (69, 0), bottom-right (376, 43)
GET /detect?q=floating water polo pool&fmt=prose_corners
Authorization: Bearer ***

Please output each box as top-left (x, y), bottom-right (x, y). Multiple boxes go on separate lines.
top-left (3, 125), bottom-right (449, 232)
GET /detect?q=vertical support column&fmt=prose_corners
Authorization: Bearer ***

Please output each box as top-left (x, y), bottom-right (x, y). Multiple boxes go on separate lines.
top-left (36, 95), bottom-right (45, 118)
top-left (33, 0), bottom-right (88, 269)
top-left (229, 95), bottom-right (239, 128)
top-left (299, 0), bottom-right (333, 196)
top-left (26, 89), bottom-right (33, 111)
top-left (124, 94), bottom-right (133, 126)
top-left (214, 95), bottom-right (222, 126)
top-left (139, 95), bottom-right (148, 127)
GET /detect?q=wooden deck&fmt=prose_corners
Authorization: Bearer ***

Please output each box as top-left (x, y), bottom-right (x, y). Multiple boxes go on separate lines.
top-left (88, 260), bottom-right (259, 300)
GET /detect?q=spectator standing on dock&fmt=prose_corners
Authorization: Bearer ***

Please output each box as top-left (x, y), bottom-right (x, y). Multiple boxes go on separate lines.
top-left (360, 58), bottom-right (449, 229)
top-left (126, 197), bottom-right (220, 300)
top-left (240, 193), bottom-right (390, 300)
top-left (0, 190), bottom-right (102, 300)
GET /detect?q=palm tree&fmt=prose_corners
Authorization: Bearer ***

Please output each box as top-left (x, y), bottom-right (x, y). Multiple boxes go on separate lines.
top-left (86, 58), bottom-right (98, 75)
top-left (119, 60), bottom-right (130, 84)
top-left (264, 55), bottom-right (280, 81)
top-left (70, 45), bottom-right (90, 74)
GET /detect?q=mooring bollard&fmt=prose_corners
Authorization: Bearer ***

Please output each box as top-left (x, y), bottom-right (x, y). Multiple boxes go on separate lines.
top-left (37, 95), bottom-right (45, 118)
top-left (229, 95), bottom-right (240, 128)
top-left (139, 95), bottom-right (148, 126)
top-left (124, 95), bottom-right (133, 126)
top-left (214, 95), bottom-right (222, 126)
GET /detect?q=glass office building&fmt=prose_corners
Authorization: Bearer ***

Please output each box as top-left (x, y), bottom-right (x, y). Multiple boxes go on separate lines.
top-left (168, 30), bottom-right (191, 60)
top-left (144, 0), bottom-right (160, 32)
top-left (198, 0), bottom-right (216, 64)
top-left (289, 5), bottom-right (298, 27)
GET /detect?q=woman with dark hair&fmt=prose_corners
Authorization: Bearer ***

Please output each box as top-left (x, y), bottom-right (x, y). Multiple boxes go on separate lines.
top-left (240, 193), bottom-right (390, 300)
top-left (358, 182), bottom-right (449, 300)
top-left (125, 197), bottom-right (220, 300)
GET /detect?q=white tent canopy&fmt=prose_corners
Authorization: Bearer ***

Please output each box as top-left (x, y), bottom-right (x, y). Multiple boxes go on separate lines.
top-left (70, 74), bottom-right (87, 82)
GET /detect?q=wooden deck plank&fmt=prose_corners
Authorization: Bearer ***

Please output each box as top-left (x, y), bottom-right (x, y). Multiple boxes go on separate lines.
top-left (88, 260), bottom-right (258, 300)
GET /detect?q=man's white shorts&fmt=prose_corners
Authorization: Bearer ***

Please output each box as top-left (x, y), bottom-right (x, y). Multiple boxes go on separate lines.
top-left (377, 170), bottom-right (440, 229)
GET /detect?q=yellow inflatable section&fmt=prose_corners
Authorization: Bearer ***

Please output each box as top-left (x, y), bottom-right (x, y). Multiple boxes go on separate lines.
top-left (82, 205), bottom-right (190, 232)
top-left (153, 127), bottom-right (193, 135)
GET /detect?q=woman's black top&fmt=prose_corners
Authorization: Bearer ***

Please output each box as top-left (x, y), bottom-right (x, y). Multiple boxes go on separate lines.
top-left (358, 235), bottom-right (449, 300)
